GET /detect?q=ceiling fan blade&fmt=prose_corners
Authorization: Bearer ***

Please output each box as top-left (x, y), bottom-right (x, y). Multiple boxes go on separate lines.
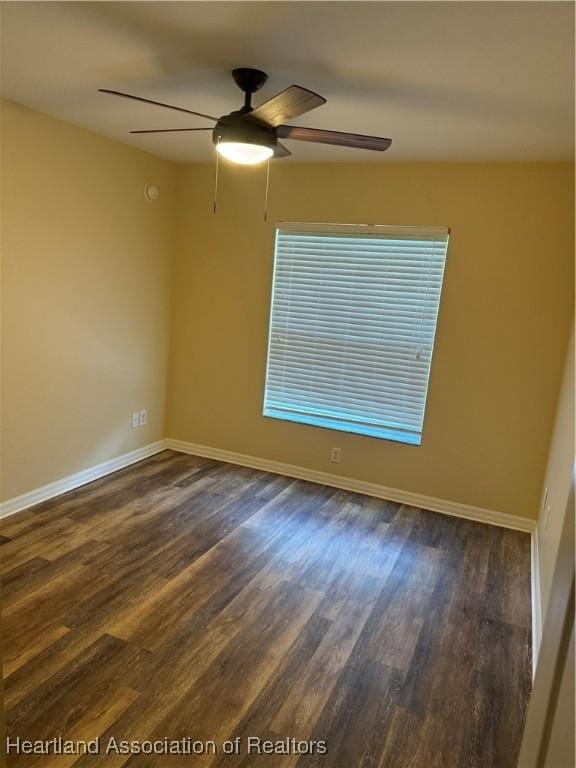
top-left (274, 142), bottom-right (292, 158)
top-left (277, 125), bottom-right (392, 152)
top-left (250, 85), bottom-right (326, 126)
top-left (99, 89), bottom-right (218, 122)
top-left (130, 128), bottom-right (213, 134)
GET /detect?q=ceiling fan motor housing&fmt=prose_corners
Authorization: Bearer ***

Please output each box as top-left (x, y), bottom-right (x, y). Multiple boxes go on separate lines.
top-left (212, 111), bottom-right (277, 152)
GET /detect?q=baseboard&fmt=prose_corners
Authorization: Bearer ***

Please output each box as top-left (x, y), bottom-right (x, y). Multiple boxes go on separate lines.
top-left (531, 527), bottom-right (542, 678)
top-left (0, 440), bottom-right (168, 519)
top-left (165, 438), bottom-right (536, 533)
top-left (1, 435), bottom-right (537, 535)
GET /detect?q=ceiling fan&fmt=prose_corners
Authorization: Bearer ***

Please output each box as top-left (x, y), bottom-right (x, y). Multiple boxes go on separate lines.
top-left (99, 68), bottom-right (392, 165)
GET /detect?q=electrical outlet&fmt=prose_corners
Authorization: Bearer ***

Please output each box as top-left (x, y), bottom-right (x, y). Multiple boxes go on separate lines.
top-left (330, 447), bottom-right (341, 464)
top-left (131, 412), bottom-right (139, 429)
top-left (139, 409), bottom-right (147, 427)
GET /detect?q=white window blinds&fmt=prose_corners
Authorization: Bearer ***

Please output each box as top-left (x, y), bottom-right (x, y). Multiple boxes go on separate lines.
top-left (263, 223), bottom-right (450, 445)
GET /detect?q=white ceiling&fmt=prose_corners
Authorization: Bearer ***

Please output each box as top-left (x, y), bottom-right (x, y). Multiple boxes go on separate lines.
top-left (1, 1), bottom-right (574, 163)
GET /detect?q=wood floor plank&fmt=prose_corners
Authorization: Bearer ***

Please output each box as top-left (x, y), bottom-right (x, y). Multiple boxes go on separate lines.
top-left (7, 634), bottom-right (144, 742)
top-left (74, 583), bottom-right (322, 768)
top-left (104, 482), bottom-right (332, 651)
top-left (1, 451), bottom-right (532, 768)
top-left (376, 706), bottom-right (422, 768)
top-left (0, 512), bottom-right (40, 539)
top-left (397, 519), bottom-right (495, 720)
top-left (43, 686), bottom-right (140, 768)
top-left (124, 581), bottom-right (324, 767)
top-left (3, 628), bottom-right (105, 710)
top-left (1, 557), bottom-right (54, 603)
top-left (3, 624), bottom-right (71, 679)
top-left (3, 562), bottom-right (116, 676)
top-left (363, 543), bottom-right (444, 671)
top-left (296, 656), bottom-right (404, 768)
top-left (483, 526), bottom-right (532, 628)
top-left (271, 573), bottom-right (383, 742)
top-left (209, 613), bottom-right (332, 768)
top-left (71, 627), bottom-right (232, 768)
top-left (0, 451), bottom-right (190, 530)
top-left (0, 517), bottom-right (88, 574)
top-left (466, 617), bottom-right (532, 768)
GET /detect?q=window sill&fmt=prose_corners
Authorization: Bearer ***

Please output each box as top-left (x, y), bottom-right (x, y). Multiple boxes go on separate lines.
top-left (263, 408), bottom-right (421, 445)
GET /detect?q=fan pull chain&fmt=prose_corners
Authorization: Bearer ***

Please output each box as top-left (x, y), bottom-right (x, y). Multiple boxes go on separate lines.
top-left (213, 137), bottom-right (221, 215)
top-left (264, 158), bottom-right (271, 221)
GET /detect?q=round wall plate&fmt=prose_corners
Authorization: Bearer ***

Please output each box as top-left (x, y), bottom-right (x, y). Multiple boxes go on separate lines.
top-left (144, 183), bottom-right (159, 202)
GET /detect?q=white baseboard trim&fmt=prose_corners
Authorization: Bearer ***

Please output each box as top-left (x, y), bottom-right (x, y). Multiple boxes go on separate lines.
top-left (165, 438), bottom-right (536, 534)
top-left (530, 528), bottom-right (542, 678)
top-left (0, 440), bottom-right (168, 519)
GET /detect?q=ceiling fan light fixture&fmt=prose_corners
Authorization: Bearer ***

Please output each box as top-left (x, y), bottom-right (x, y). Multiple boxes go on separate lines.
top-left (216, 141), bottom-right (274, 165)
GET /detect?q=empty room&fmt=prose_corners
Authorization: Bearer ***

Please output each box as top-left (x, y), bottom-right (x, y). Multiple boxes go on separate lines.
top-left (0, 2), bottom-right (574, 767)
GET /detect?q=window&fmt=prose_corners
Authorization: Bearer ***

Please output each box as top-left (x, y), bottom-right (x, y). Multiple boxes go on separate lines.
top-left (263, 223), bottom-right (450, 445)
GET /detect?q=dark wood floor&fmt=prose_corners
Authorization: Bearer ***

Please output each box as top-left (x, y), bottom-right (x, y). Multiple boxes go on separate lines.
top-left (1, 451), bottom-right (532, 767)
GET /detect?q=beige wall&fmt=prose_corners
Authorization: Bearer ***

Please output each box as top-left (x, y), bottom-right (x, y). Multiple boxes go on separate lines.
top-left (537, 327), bottom-right (574, 622)
top-left (1, 101), bottom-right (176, 500)
top-left (167, 162), bottom-right (574, 520)
top-left (543, 617), bottom-right (575, 768)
